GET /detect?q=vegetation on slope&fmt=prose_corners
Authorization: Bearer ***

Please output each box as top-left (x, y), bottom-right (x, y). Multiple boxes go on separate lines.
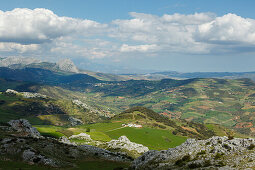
top-left (0, 91), bottom-right (103, 126)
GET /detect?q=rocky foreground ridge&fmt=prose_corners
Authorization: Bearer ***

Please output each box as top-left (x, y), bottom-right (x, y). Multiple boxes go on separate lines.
top-left (0, 119), bottom-right (132, 168)
top-left (2, 119), bottom-right (255, 169)
top-left (132, 136), bottom-right (255, 170)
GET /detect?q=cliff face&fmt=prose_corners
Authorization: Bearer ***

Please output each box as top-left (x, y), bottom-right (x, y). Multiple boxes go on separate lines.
top-left (55, 58), bottom-right (79, 73)
top-left (132, 136), bottom-right (255, 169)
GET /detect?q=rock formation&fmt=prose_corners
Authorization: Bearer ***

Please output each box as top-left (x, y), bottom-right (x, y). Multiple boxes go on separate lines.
top-left (69, 133), bottom-right (92, 141)
top-left (132, 136), bottom-right (255, 169)
top-left (8, 119), bottom-right (42, 138)
top-left (55, 58), bottom-right (79, 73)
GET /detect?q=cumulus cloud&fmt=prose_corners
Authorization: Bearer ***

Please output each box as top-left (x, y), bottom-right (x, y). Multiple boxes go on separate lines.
top-left (112, 12), bottom-right (255, 54)
top-left (0, 43), bottom-right (39, 53)
top-left (1, 8), bottom-right (255, 61)
top-left (196, 13), bottom-right (255, 45)
top-left (0, 8), bottom-right (106, 44)
top-left (120, 44), bottom-right (158, 52)
top-left (111, 12), bottom-right (213, 54)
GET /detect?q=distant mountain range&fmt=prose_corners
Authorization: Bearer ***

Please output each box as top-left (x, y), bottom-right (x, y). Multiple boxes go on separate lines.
top-left (2, 56), bottom-right (255, 81)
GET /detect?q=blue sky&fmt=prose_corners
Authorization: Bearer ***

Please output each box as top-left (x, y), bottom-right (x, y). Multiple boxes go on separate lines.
top-left (1, 0), bottom-right (255, 73)
top-left (2, 0), bottom-right (255, 22)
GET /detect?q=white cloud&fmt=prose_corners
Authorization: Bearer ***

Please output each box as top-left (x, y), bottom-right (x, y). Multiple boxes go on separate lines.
top-left (196, 13), bottom-right (255, 45)
top-left (112, 12), bottom-right (212, 54)
top-left (1, 8), bottom-right (255, 62)
top-left (120, 44), bottom-right (158, 52)
top-left (162, 12), bottom-right (215, 25)
top-left (113, 12), bottom-right (255, 55)
top-left (0, 8), bottom-right (106, 44)
top-left (0, 43), bottom-right (39, 53)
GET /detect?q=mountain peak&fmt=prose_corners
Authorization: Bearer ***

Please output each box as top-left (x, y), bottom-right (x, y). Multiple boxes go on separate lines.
top-left (56, 58), bottom-right (79, 73)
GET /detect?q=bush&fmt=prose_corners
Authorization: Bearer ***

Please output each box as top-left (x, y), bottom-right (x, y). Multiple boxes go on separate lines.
top-left (175, 155), bottom-right (191, 167)
top-left (197, 150), bottom-right (206, 155)
top-left (215, 153), bottom-right (224, 159)
top-left (217, 161), bottom-right (226, 167)
top-left (86, 127), bottom-right (91, 132)
top-left (188, 163), bottom-right (202, 169)
top-left (247, 144), bottom-right (255, 150)
top-left (204, 160), bottom-right (211, 167)
top-left (223, 144), bottom-right (231, 150)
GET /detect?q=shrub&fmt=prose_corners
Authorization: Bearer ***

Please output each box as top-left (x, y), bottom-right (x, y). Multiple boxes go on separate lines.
top-left (204, 160), bottom-right (211, 167)
top-left (223, 144), bottom-right (231, 151)
top-left (175, 155), bottom-right (191, 167)
top-left (248, 144), bottom-right (255, 150)
top-left (188, 163), bottom-right (202, 169)
top-left (215, 153), bottom-right (224, 159)
top-left (197, 150), bottom-right (206, 155)
top-left (205, 141), bottom-right (210, 145)
top-left (86, 127), bottom-right (91, 132)
top-left (217, 161), bottom-right (226, 167)
top-left (172, 130), bottom-right (177, 135)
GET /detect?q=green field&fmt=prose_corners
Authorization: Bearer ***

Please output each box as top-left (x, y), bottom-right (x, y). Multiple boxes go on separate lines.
top-left (36, 121), bottom-right (187, 150)
top-left (105, 127), bottom-right (187, 150)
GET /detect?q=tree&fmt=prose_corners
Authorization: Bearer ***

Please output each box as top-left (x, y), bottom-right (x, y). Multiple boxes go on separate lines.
top-left (86, 127), bottom-right (90, 132)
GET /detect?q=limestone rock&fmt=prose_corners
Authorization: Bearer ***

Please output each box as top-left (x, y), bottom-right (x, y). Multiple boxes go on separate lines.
top-left (8, 119), bottom-right (42, 138)
top-left (21, 92), bottom-right (47, 99)
top-left (68, 117), bottom-right (83, 126)
top-left (78, 144), bottom-right (132, 162)
top-left (69, 133), bottom-right (92, 141)
top-left (23, 149), bottom-right (57, 167)
top-left (55, 58), bottom-right (79, 73)
top-left (131, 136), bottom-right (255, 169)
top-left (106, 136), bottom-right (149, 154)
top-left (5, 89), bottom-right (19, 94)
top-left (59, 136), bottom-right (76, 145)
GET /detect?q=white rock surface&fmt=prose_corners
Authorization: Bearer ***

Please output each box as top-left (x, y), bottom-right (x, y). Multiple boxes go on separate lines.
top-left (6, 89), bottom-right (19, 94)
top-left (55, 58), bottom-right (79, 73)
top-left (106, 136), bottom-right (149, 154)
top-left (132, 136), bottom-right (255, 169)
top-left (69, 133), bottom-right (92, 141)
top-left (20, 92), bottom-right (47, 99)
top-left (8, 119), bottom-right (42, 138)
top-left (68, 117), bottom-right (83, 126)
top-left (23, 149), bottom-right (56, 166)
top-left (59, 136), bottom-right (76, 145)
top-left (5, 89), bottom-right (47, 99)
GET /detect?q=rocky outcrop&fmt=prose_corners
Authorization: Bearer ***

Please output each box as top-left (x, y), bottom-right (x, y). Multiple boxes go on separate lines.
top-left (131, 136), bottom-right (255, 169)
top-left (5, 89), bottom-right (19, 94)
top-left (68, 117), bottom-right (83, 126)
top-left (8, 119), bottom-right (42, 138)
top-left (59, 136), bottom-right (76, 145)
top-left (55, 58), bottom-right (79, 73)
top-left (103, 136), bottom-right (149, 158)
top-left (69, 133), bottom-right (92, 141)
top-left (0, 123), bottom-right (132, 168)
top-left (78, 144), bottom-right (132, 162)
top-left (23, 149), bottom-right (57, 167)
top-left (21, 92), bottom-right (47, 99)
top-left (5, 89), bottom-right (47, 99)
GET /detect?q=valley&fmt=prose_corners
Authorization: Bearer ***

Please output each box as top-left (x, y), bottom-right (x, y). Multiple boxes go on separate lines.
top-left (0, 60), bottom-right (255, 169)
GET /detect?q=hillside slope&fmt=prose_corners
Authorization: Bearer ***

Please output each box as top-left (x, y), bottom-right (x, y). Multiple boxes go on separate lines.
top-left (0, 90), bottom-right (105, 126)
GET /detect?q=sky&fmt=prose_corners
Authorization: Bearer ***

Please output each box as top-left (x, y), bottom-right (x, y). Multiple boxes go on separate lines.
top-left (1, 0), bottom-right (255, 73)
